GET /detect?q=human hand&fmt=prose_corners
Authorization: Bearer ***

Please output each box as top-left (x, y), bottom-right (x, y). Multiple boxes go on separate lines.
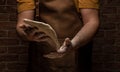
top-left (17, 23), bottom-right (40, 41)
top-left (16, 23), bottom-right (34, 41)
top-left (43, 38), bottom-right (74, 59)
top-left (57, 38), bottom-right (73, 53)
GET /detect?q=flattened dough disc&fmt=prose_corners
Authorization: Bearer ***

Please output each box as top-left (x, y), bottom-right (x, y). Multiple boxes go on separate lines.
top-left (24, 19), bottom-right (60, 49)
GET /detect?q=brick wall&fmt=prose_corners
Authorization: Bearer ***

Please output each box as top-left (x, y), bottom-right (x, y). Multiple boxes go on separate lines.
top-left (0, 0), bottom-right (29, 72)
top-left (0, 0), bottom-right (120, 72)
top-left (92, 0), bottom-right (120, 72)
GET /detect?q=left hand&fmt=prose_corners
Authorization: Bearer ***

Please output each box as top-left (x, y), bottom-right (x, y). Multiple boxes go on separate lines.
top-left (57, 38), bottom-right (73, 53)
top-left (44, 38), bottom-right (74, 59)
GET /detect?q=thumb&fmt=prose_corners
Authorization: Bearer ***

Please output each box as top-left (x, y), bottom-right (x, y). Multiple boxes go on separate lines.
top-left (57, 38), bottom-right (71, 53)
top-left (64, 38), bottom-right (71, 47)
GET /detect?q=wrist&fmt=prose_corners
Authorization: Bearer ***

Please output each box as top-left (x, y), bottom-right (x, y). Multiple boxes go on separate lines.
top-left (71, 40), bottom-right (79, 50)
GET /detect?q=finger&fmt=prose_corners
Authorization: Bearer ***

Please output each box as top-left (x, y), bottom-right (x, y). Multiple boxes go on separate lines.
top-left (18, 25), bottom-right (28, 36)
top-left (21, 24), bottom-right (36, 36)
top-left (19, 24), bottom-right (35, 39)
top-left (64, 38), bottom-right (71, 47)
top-left (57, 46), bottom-right (67, 53)
top-left (57, 38), bottom-right (71, 53)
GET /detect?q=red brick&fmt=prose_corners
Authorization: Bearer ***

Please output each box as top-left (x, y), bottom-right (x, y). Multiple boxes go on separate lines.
top-left (6, 6), bottom-right (17, 13)
top-left (0, 63), bottom-right (6, 70)
top-left (92, 63), bottom-right (104, 72)
top-left (4, 70), bottom-right (26, 72)
top-left (104, 62), bottom-right (120, 70)
top-left (115, 54), bottom-right (120, 62)
top-left (0, 39), bottom-right (20, 46)
top-left (0, 22), bottom-right (16, 30)
top-left (0, 30), bottom-right (8, 37)
top-left (8, 30), bottom-right (19, 39)
top-left (94, 30), bottom-right (104, 38)
top-left (0, 13), bottom-right (9, 21)
top-left (0, 54), bottom-right (19, 62)
top-left (92, 54), bottom-right (104, 63)
top-left (0, 6), bottom-right (16, 13)
top-left (103, 45), bottom-right (116, 54)
top-left (115, 38), bottom-right (120, 46)
top-left (7, 0), bottom-right (16, 5)
top-left (0, 47), bottom-right (7, 54)
top-left (101, 7), bottom-right (117, 14)
top-left (106, 0), bottom-right (120, 7)
top-left (7, 63), bottom-right (27, 70)
top-left (100, 14), bottom-right (118, 24)
top-left (104, 31), bottom-right (117, 39)
top-left (114, 46), bottom-right (120, 53)
top-left (8, 46), bottom-right (28, 54)
top-left (0, 0), bottom-right (6, 5)
top-left (19, 54), bottom-right (28, 62)
top-left (9, 13), bottom-right (17, 21)
top-left (0, 6), bottom-right (7, 13)
top-left (118, 8), bottom-right (120, 14)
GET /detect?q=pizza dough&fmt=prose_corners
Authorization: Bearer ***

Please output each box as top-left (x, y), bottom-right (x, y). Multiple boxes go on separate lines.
top-left (23, 19), bottom-right (66, 59)
top-left (24, 19), bottom-right (60, 49)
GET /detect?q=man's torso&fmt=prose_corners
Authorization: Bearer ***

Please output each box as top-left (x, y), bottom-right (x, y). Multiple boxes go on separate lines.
top-left (38, 0), bottom-right (82, 40)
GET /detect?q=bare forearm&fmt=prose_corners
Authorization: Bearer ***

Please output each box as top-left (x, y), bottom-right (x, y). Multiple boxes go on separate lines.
top-left (16, 10), bottom-right (34, 37)
top-left (17, 10), bottom-right (34, 25)
top-left (71, 21), bottom-right (99, 49)
top-left (71, 9), bottom-right (99, 49)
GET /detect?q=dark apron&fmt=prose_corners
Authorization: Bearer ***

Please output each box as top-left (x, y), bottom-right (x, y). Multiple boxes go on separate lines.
top-left (28, 0), bottom-right (83, 72)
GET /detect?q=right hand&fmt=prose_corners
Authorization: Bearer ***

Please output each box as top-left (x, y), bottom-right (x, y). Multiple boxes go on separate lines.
top-left (43, 38), bottom-right (73, 59)
top-left (16, 23), bottom-right (36, 41)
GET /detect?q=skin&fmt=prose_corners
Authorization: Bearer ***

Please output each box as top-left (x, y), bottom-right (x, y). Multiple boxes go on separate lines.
top-left (16, 8), bottom-right (99, 58)
top-left (58, 9), bottom-right (99, 53)
top-left (16, 10), bottom-right (34, 40)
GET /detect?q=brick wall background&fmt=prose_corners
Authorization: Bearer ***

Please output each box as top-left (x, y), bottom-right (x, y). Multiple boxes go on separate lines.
top-left (0, 0), bottom-right (29, 72)
top-left (0, 0), bottom-right (120, 72)
top-left (92, 0), bottom-right (120, 72)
